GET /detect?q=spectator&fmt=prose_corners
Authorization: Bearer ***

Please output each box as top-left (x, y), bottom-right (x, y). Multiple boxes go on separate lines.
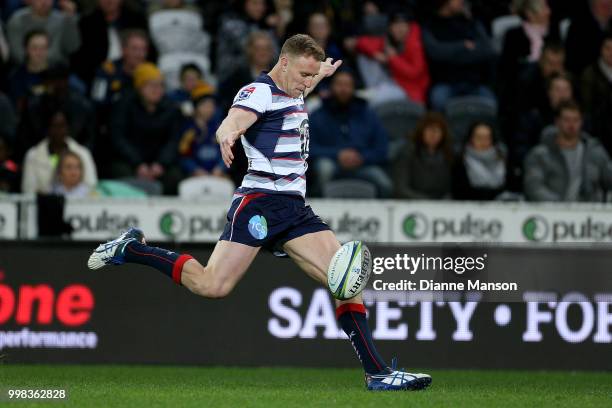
top-left (7, 0), bottom-right (80, 66)
top-left (515, 42), bottom-right (566, 119)
top-left (355, 10), bottom-right (430, 106)
top-left (215, 0), bottom-right (278, 83)
top-left (306, 12), bottom-right (343, 98)
top-left (580, 32), bottom-right (612, 155)
top-left (177, 84), bottom-right (225, 179)
top-left (310, 70), bottom-right (391, 198)
top-left (512, 72), bottom-right (574, 167)
top-left (524, 101), bottom-right (612, 202)
top-left (73, 0), bottom-right (150, 88)
top-left (565, 0), bottom-right (612, 77)
top-left (91, 29), bottom-right (149, 110)
top-left (0, 136), bottom-right (19, 193)
top-left (50, 150), bottom-right (93, 197)
top-left (8, 29), bottom-right (50, 111)
top-left (0, 92), bottom-right (17, 145)
top-left (307, 12), bottom-right (343, 62)
top-left (393, 112), bottom-right (453, 199)
top-left (17, 66), bottom-right (97, 160)
top-left (22, 109), bottom-right (97, 194)
top-left (453, 121), bottom-right (507, 200)
top-left (218, 31), bottom-right (275, 114)
top-left (0, 21), bottom-right (9, 88)
top-left (500, 0), bottom-right (555, 81)
top-left (422, 0), bottom-right (497, 112)
top-left (167, 63), bottom-right (214, 116)
top-left (498, 0), bottom-right (558, 118)
top-left (109, 62), bottom-right (182, 194)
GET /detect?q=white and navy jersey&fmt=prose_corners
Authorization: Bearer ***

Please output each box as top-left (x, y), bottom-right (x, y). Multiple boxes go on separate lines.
top-left (231, 73), bottom-right (309, 197)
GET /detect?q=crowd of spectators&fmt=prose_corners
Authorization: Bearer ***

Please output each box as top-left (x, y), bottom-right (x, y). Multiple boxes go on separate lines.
top-left (0, 0), bottom-right (611, 203)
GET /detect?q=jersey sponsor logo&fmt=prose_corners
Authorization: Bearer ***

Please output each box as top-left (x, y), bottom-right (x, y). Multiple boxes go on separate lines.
top-left (236, 86), bottom-right (256, 101)
top-left (248, 215), bottom-right (268, 239)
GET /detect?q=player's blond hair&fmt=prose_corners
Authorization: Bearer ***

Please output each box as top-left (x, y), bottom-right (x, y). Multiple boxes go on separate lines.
top-left (280, 34), bottom-right (325, 61)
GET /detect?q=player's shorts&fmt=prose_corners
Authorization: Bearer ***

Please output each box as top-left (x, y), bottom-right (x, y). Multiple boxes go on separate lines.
top-left (219, 192), bottom-right (330, 255)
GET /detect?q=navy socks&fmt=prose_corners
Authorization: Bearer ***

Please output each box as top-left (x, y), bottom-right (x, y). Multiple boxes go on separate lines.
top-left (336, 304), bottom-right (388, 374)
top-left (123, 241), bottom-right (193, 284)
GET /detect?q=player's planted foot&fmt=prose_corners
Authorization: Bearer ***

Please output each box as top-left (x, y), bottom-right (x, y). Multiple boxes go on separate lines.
top-left (365, 357), bottom-right (432, 391)
top-left (87, 228), bottom-right (145, 270)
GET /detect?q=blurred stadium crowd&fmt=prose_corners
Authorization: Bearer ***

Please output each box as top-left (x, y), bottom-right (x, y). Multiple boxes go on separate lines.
top-left (0, 0), bottom-right (611, 202)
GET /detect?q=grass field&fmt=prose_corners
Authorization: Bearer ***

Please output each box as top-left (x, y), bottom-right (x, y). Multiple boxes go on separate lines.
top-left (1, 365), bottom-right (611, 407)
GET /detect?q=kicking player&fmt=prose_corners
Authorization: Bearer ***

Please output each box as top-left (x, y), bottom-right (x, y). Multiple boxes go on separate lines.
top-left (88, 34), bottom-right (431, 391)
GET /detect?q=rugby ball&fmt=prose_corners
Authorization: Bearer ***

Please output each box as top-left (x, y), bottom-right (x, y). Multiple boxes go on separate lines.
top-left (327, 241), bottom-right (372, 300)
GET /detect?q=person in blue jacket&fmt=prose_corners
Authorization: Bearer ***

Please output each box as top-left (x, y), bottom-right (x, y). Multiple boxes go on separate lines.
top-left (309, 69), bottom-right (391, 197)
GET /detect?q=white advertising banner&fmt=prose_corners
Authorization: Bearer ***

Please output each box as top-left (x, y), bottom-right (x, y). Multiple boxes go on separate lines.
top-left (0, 201), bottom-right (18, 239)
top-left (391, 201), bottom-right (612, 243)
top-left (58, 198), bottom-right (612, 244)
top-left (309, 199), bottom-right (391, 243)
top-left (65, 199), bottom-right (229, 242)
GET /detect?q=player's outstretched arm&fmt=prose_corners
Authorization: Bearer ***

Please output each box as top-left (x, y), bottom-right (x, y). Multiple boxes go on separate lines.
top-left (304, 57), bottom-right (343, 97)
top-left (216, 108), bottom-right (258, 168)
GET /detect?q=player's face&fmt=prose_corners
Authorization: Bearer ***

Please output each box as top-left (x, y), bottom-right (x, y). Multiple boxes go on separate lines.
top-left (285, 55), bottom-right (320, 98)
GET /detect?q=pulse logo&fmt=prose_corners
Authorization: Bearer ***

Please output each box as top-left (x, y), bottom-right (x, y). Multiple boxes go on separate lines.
top-left (248, 215), bottom-right (268, 239)
top-left (522, 216), bottom-right (549, 242)
top-left (403, 213), bottom-right (428, 239)
top-left (403, 212), bottom-right (501, 240)
top-left (159, 211), bottom-right (186, 238)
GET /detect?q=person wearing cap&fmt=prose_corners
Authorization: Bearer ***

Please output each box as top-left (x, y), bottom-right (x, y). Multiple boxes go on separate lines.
top-left (109, 62), bottom-right (183, 194)
top-left (176, 82), bottom-right (226, 179)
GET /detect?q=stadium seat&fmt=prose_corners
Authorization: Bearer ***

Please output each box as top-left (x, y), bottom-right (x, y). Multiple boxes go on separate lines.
top-left (491, 15), bottom-right (522, 53)
top-left (120, 177), bottom-right (163, 196)
top-left (148, 9), bottom-right (211, 56)
top-left (178, 177), bottom-right (235, 200)
top-left (322, 179), bottom-right (377, 199)
top-left (445, 96), bottom-right (498, 151)
top-left (374, 100), bottom-right (425, 161)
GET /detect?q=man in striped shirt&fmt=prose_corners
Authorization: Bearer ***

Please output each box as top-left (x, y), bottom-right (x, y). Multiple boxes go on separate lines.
top-left (88, 34), bottom-right (431, 391)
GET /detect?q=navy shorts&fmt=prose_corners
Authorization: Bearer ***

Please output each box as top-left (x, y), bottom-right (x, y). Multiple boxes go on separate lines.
top-left (219, 193), bottom-right (330, 254)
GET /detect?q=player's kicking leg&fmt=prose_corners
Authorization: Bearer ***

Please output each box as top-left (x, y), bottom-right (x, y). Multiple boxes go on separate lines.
top-left (87, 227), bottom-right (259, 298)
top-left (282, 231), bottom-right (432, 391)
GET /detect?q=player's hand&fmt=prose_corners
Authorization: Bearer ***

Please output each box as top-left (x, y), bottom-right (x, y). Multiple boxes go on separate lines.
top-left (220, 128), bottom-right (246, 168)
top-left (319, 57), bottom-right (343, 78)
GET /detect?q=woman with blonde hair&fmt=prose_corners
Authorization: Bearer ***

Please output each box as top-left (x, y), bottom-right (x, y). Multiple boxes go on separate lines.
top-left (51, 150), bottom-right (93, 198)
